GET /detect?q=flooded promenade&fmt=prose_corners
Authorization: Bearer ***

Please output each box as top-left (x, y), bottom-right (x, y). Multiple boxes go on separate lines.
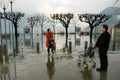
top-left (0, 35), bottom-right (120, 80)
top-left (0, 0), bottom-right (120, 80)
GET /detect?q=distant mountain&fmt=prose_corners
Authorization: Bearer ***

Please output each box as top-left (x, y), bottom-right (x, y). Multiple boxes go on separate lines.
top-left (100, 7), bottom-right (120, 26)
top-left (94, 7), bottom-right (120, 33)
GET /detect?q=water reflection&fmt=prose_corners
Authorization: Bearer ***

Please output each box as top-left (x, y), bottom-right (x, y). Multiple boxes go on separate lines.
top-left (0, 58), bottom-right (17, 80)
top-left (59, 53), bottom-right (73, 60)
top-left (13, 60), bottom-right (17, 80)
top-left (98, 72), bottom-right (107, 80)
top-left (81, 69), bottom-right (93, 80)
top-left (0, 62), bottom-right (10, 80)
top-left (46, 55), bottom-right (55, 80)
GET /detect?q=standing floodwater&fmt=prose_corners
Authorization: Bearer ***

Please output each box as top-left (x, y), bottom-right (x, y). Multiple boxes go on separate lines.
top-left (0, 34), bottom-right (120, 80)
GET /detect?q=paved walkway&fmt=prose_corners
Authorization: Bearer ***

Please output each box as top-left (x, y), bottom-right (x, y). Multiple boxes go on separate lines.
top-left (0, 48), bottom-right (120, 80)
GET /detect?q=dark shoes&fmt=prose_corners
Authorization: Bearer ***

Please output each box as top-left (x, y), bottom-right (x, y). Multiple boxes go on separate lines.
top-left (96, 68), bottom-right (107, 72)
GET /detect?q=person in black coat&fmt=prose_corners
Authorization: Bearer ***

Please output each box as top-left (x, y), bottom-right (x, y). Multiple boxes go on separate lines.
top-left (95, 24), bottom-right (110, 71)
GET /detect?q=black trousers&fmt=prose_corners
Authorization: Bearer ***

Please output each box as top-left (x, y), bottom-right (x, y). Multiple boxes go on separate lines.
top-left (99, 48), bottom-right (108, 70)
top-left (47, 47), bottom-right (54, 55)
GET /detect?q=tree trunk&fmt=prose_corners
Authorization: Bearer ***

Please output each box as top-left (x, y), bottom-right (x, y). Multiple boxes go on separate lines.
top-left (89, 26), bottom-right (93, 58)
top-left (41, 25), bottom-right (43, 49)
top-left (65, 27), bottom-right (68, 48)
top-left (89, 27), bottom-right (93, 47)
top-left (32, 27), bottom-right (33, 48)
top-left (74, 25), bottom-right (76, 45)
top-left (53, 25), bottom-right (55, 39)
top-left (14, 23), bottom-right (19, 53)
top-left (0, 20), bottom-right (2, 44)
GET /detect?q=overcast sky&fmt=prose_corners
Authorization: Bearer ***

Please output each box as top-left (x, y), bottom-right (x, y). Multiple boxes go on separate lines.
top-left (0, 0), bottom-right (115, 15)
top-left (0, 0), bottom-right (117, 32)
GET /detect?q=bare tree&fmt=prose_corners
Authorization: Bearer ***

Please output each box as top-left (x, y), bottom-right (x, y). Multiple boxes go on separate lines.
top-left (27, 16), bottom-right (37, 48)
top-left (10, 12), bottom-right (24, 52)
top-left (2, 12), bottom-right (25, 52)
top-left (36, 13), bottom-right (49, 49)
top-left (78, 13), bottom-right (111, 57)
top-left (71, 17), bottom-right (79, 45)
top-left (51, 13), bottom-right (74, 49)
top-left (48, 18), bottom-right (57, 38)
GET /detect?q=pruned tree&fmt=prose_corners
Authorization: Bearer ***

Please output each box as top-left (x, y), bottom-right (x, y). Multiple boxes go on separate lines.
top-left (71, 17), bottom-right (79, 45)
top-left (50, 13), bottom-right (74, 49)
top-left (11, 12), bottom-right (24, 52)
top-left (2, 12), bottom-right (25, 52)
top-left (78, 14), bottom-right (111, 57)
top-left (36, 13), bottom-right (49, 49)
top-left (27, 16), bottom-right (37, 48)
top-left (48, 18), bottom-right (57, 38)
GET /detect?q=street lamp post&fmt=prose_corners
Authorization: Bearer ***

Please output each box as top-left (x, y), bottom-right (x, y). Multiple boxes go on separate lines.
top-left (0, 1), bottom-right (2, 44)
top-left (9, 0), bottom-right (14, 13)
top-left (1, 3), bottom-right (9, 45)
top-left (9, 0), bottom-right (15, 55)
top-left (3, 5), bottom-right (7, 44)
top-left (0, 0), bottom-right (24, 53)
top-left (0, 18), bottom-right (2, 44)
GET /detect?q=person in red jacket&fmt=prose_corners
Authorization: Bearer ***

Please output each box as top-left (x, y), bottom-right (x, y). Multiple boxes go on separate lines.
top-left (46, 28), bottom-right (55, 55)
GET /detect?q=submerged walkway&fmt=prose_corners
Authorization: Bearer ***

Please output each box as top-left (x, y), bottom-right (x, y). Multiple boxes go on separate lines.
top-left (0, 47), bottom-right (120, 80)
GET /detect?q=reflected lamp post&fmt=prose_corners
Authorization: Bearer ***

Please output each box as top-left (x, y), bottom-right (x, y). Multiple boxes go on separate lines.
top-left (50, 13), bottom-right (74, 49)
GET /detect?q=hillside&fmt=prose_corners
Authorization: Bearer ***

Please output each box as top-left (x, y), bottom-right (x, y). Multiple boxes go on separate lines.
top-left (94, 7), bottom-right (120, 33)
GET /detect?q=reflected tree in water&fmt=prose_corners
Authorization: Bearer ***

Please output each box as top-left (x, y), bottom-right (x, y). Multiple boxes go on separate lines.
top-left (46, 56), bottom-right (55, 80)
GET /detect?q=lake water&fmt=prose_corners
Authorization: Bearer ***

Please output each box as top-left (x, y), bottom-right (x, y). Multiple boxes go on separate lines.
top-left (0, 33), bottom-right (120, 52)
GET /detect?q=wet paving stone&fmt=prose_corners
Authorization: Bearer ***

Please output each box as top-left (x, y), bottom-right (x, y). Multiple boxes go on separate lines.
top-left (0, 48), bottom-right (120, 80)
